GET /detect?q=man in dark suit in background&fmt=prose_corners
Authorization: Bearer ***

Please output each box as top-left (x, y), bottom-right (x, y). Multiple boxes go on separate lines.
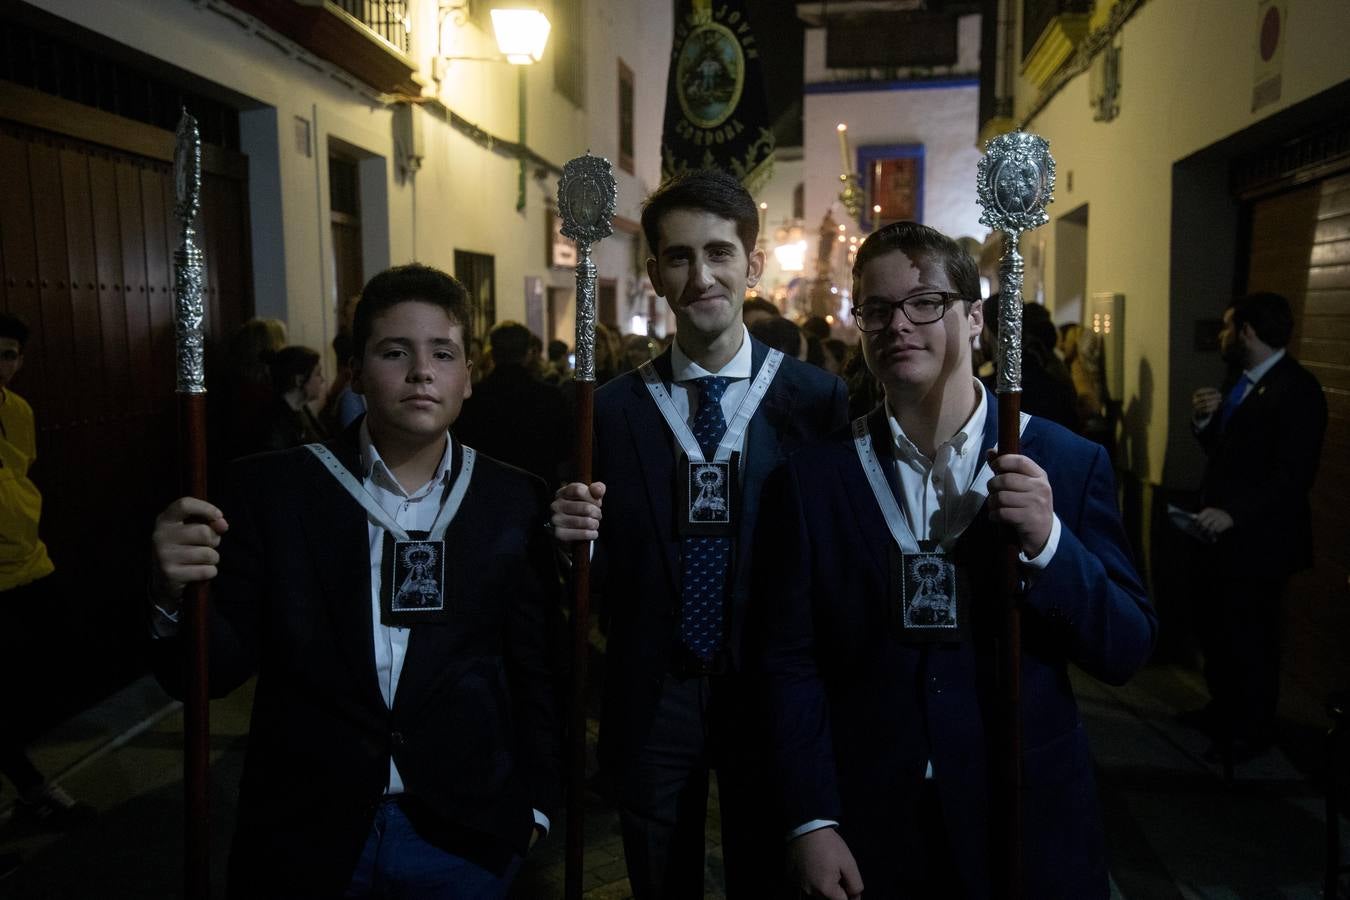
top-left (150, 265), bottom-right (561, 898)
top-left (550, 169), bottom-right (847, 898)
top-left (455, 319), bottom-right (570, 485)
top-left (1187, 291), bottom-right (1327, 760)
top-left (755, 222), bottom-right (1155, 898)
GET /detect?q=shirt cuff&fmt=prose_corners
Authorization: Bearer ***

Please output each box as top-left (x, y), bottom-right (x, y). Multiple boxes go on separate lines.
top-left (787, 819), bottom-right (839, 841)
top-left (1019, 513), bottom-right (1061, 569)
top-left (149, 602), bottom-right (181, 639)
top-left (532, 809), bottom-right (550, 836)
top-left (1193, 413), bottom-right (1213, 432)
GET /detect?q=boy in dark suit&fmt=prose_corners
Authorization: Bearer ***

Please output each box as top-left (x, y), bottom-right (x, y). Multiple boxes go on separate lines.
top-left (151, 265), bottom-right (561, 899)
top-left (754, 222), bottom-right (1155, 898)
top-left (550, 169), bottom-right (847, 898)
top-left (1187, 292), bottom-right (1327, 759)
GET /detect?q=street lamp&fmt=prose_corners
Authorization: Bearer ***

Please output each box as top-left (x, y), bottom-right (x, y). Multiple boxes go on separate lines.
top-left (490, 8), bottom-right (551, 64)
top-left (437, 1), bottom-right (551, 66)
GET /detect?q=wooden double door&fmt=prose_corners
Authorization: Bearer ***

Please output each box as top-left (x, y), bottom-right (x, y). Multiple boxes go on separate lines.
top-left (0, 105), bottom-right (251, 694)
top-left (1244, 169), bottom-right (1350, 703)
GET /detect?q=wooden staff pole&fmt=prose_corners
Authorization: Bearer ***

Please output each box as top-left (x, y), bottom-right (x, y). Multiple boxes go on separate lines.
top-left (566, 374), bottom-right (593, 900)
top-left (556, 154), bottom-right (616, 900)
top-left (976, 130), bottom-right (1055, 900)
top-left (172, 109), bottom-right (211, 900)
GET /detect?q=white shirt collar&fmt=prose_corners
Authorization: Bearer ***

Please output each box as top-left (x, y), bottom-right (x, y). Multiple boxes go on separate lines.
top-left (357, 419), bottom-right (455, 497)
top-left (885, 379), bottom-right (987, 465)
top-left (670, 325), bottom-right (753, 382)
top-left (1244, 347), bottom-right (1285, 385)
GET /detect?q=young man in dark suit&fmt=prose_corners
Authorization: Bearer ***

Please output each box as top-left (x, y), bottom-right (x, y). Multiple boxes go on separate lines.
top-left (1186, 291), bottom-right (1327, 760)
top-left (754, 222), bottom-right (1156, 898)
top-left (550, 169), bottom-right (847, 898)
top-left (151, 265), bottom-right (561, 899)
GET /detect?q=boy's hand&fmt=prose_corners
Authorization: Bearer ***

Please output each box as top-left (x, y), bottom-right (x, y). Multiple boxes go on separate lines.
top-left (788, 827), bottom-right (864, 899)
top-left (549, 482), bottom-right (606, 543)
top-left (152, 497), bottom-right (229, 610)
top-left (986, 451), bottom-right (1054, 558)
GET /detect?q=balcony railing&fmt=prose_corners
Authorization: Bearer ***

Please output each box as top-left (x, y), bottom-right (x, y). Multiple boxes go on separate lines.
top-left (226, 0), bottom-right (419, 95)
top-left (1021, 0), bottom-right (1092, 62)
top-left (329, 0), bottom-right (409, 54)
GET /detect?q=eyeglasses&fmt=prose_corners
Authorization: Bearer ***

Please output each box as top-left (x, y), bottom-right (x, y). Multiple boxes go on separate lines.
top-left (851, 291), bottom-right (968, 332)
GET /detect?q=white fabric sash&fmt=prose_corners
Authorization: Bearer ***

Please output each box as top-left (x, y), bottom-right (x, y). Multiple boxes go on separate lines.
top-left (639, 349), bottom-right (785, 462)
top-left (851, 412), bottom-right (1030, 554)
top-left (304, 441), bottom-right (476, 541)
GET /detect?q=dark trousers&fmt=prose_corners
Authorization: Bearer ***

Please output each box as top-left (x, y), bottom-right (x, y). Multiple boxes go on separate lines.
top-left (0, 575), bottom-right (50, 796)
top-left (845, 779), bottom-right (958, 898)
top-left (1200, 561), bottom-right (1285, 743)
top-left (617, 674), bottom-right (782, 900)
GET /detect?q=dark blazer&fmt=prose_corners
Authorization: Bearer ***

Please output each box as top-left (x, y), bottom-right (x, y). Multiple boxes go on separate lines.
top-left (591, 338), bottom-right (847, 776)
top-left (752, 391), bottom-right (1155, 898)
top-left (152, 427), bottom-right (562, 898)
top-left (1196, 352), bottom-right (1327, 574)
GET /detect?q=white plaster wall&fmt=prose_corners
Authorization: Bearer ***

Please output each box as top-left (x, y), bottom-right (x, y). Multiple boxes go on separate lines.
top-left (801, 14), bottom-right (987, 273)
top-left (753, 153), bottom-right (805, 295)
top-left (1014, 0), bottom-right (1350, 484)
top-left (35, 0), bottom-right (672, 365)
top-left (802, 84), bottom-right (987, 259)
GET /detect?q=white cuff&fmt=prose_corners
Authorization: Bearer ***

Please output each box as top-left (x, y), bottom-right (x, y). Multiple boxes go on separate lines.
top-left (149, 603), bottom-right (181, 639)
top-left (532, 809), bottom-right (550, 836)
top-left (787, 819), bottom-right (839, 841)
top-left (1019, 514), bottom-right (1061, 569)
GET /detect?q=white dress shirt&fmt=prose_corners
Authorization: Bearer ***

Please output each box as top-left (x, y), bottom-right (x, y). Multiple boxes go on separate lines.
top-left (668, 325), bottom-right (755, 451)
top-left (1193, 348), bottom-right (1285, 430)
top-left (885, 382), bottom-right (1060, 569)
top-left (357, 422), bottom-right (454, 796)
top-left (358, 425), bottom-right (549, 832)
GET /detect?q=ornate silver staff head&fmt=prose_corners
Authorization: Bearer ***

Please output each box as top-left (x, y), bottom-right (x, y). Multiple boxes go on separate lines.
top-left (557, 154), bottom-right (617, 383)
top-left (173, 109), bottom-right (206, 394)
top-left (975, 130), bottom-right (1055, 394)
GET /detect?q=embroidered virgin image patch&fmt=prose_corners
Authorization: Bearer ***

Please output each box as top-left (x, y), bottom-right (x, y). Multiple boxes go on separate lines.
top-left (390, 539), bottom-right (445, 612)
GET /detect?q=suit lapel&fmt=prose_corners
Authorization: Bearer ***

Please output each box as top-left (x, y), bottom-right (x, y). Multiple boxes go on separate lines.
top-left (737, 340), bottom-right (790, 566)
top-left (630, 351), bottom-right (680, 588)
top-left (839, 406), bottom-right (895, 581)
top-left (302, 431), bottom-right (385, 710)
top-left (1228, 354), bottom-right (1287, 433)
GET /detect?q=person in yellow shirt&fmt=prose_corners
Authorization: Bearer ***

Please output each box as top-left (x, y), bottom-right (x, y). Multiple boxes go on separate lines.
top-left (0, 313), bottom-right (90, 859)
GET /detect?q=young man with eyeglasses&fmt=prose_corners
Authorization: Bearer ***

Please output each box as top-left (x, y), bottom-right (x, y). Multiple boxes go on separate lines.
top-left (752, 222), bottom-right (1155, 898)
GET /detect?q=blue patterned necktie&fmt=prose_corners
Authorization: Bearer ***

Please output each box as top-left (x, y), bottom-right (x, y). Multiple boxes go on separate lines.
top-left (680, 376), bottom-right (731, 662)
top-left (1220, 374), bottom-right (1252, 428)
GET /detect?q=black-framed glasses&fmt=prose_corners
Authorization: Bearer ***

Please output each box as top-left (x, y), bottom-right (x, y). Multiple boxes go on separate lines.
top-left (851, 291), bottom-right (968, 332)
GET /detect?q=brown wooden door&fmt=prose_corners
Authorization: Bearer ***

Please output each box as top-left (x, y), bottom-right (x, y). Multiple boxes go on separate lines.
top-left (0, 118), bottom-right (250, 655)
top-left (1244, 169), bottom-right (1350, 702)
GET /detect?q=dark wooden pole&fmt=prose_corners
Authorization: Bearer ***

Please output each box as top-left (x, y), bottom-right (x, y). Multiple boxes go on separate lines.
top-left (173, 109), bottom-right (210, 900)
top-left (997, 388), bottom-right (1022, 900)
top-left (557, 153), bottom-right (614, 900)
top-left (180, 393), bottom-right (210, 900)
top-left (977, 127), bottom-right (1054, 900)
top-left (565, 381), bottom-right (594, 900)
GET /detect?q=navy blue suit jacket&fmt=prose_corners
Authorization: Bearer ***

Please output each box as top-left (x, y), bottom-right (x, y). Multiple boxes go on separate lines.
top-left (592, 338), bottom-right (847, 775)
top-left (752, 391), bottom-right (1155, 898)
